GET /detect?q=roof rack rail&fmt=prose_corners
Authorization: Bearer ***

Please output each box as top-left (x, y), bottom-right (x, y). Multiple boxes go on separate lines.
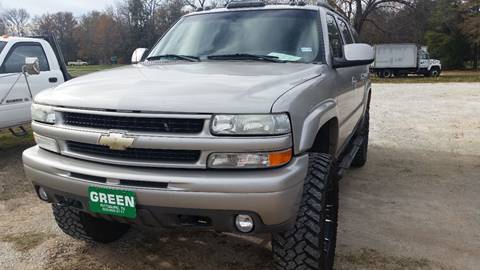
top-left (226, 0), bottom-right (265, 9)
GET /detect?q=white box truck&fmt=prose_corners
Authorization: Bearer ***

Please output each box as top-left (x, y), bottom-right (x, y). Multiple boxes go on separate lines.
top-left (370, 44), bottom-right (442, 78)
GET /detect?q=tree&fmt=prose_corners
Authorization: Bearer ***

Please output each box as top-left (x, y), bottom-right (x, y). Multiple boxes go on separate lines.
top-left (2, 8), bottom-right (30, 36)
top-left (184, 0), bottom-right (207, 9)
top-left (75, 12), bottom-right (123, 64)
top-left (33, 12), bottom-right (78, 61)
top-left (425, 0), bottom-right (470, 68)
top-left (358, 0), bottom-right (435, 44)
top-left (460, 0), bottom-right (480, 69)
top-left (327, 0), bottom-right (413, 34)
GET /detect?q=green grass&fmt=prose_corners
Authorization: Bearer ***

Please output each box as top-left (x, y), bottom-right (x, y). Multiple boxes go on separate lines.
top-left (372, 70), bottom-right (480, 83)
top-left (67, 64), bottom-right (123, 78)
top-left (68, 65), bottom-right (480, 83)
top-left (0, 127), bottom-right (33, 151)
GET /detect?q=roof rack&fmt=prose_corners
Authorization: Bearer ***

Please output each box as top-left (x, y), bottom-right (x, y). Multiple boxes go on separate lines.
top-left (226, 0), bottom-right (266, 9)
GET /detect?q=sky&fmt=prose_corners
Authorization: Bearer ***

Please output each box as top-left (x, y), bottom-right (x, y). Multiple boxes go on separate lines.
top-left (0, 0), bottom-right (119, 16)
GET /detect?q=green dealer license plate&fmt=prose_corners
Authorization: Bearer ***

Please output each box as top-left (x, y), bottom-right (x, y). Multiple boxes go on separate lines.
top-left (88, 186), bottom-right (137, 219)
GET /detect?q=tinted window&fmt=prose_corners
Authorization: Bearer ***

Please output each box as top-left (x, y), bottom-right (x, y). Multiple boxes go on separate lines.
top-left (2, 43), bottom-right (49, 73)
top-left (326, 14), bottom-right (343, 58)
top-left (338, 19), bottom-right (354, 44)
top-left (150, 10), bottom-right (321, 63)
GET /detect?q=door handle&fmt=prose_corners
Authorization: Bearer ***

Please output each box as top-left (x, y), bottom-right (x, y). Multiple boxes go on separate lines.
top-left (49, 77), bottom-right (58, 83)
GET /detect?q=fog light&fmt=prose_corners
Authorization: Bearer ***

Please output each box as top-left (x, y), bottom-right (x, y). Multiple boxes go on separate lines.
top-left (38, 187), bottom-right (49, 201)
top-left (235, 214), bottom-right (254, 233)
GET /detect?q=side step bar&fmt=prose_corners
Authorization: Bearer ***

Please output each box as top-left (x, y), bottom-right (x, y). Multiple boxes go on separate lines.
top-left (8, 126), bottom-right (29, 137)
top-left (337, 136), bottom-right (364, 178)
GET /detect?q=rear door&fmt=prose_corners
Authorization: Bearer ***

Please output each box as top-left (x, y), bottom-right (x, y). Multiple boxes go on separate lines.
top-left (0, 41), bottom-right (63, 128)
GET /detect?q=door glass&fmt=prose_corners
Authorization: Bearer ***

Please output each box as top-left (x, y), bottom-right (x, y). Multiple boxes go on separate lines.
top-left (2, 43), bottom-right (50, 73)
top-left (326, 14), bottom-right (343, 58)
top-left (338, 19), bottom-right (354, 44)
top-left (420, 51), bottom-right (429, 60)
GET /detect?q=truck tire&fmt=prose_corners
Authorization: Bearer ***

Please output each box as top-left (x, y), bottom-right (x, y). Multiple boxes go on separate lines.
top-left (52, 203), bottom-right (130, 243)
top-left (429, 68), bottom-right (440, 77)
top-left (351, 97), bottom-right (370, 167)
top-left (381, 69), bottom-right (392, 78)
top-left (272, 153), bottom-right (339, 270)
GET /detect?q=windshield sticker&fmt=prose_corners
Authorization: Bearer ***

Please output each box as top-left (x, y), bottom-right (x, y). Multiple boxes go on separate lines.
top-left (301, 47), bottom-right (313, 52)
top-left (268, 52), bottom-right (302, 62)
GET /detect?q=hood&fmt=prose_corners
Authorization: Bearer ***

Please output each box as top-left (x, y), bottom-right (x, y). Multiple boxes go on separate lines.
top-left (35, 62), bottom-right (322, 114)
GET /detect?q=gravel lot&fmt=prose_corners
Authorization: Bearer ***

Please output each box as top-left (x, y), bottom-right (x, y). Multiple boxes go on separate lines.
top-left (0, 83), bottom-right (479, 270)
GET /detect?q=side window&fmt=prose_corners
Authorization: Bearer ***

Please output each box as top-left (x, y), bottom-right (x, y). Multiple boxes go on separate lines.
top-left (420, 51), bottom-right (429, 60)
top-left (1, 43), bottom-right (49, 74)
top-left (326, 14), bottom-right (343, 58)
top-left (338, 19), bottom-right (354, 44)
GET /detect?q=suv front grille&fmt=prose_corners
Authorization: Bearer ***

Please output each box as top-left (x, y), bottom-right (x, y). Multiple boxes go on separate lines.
top-left (66, 141), bottom-right (201, 163)
top-left (62, 112), bottom-right (204, 133)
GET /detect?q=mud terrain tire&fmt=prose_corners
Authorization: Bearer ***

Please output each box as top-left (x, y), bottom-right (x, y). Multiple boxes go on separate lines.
top-left (271, 153), bottom-right (339, 270)
top-left (52, 203), bottom-right (130, 243)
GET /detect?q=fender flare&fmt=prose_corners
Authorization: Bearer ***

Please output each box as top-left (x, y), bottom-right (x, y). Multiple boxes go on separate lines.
top-left (297, 98), bottom-right (338, 154)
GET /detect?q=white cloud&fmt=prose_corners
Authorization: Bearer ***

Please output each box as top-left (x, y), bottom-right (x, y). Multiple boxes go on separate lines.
top-left (1, 0), bottom-right (118, 16)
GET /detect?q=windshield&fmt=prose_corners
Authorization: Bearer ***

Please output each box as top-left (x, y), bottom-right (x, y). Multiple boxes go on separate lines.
top-left (149, 9), bottom-right (321, 63)
top-left (0, 41), bottom-right (6, 54)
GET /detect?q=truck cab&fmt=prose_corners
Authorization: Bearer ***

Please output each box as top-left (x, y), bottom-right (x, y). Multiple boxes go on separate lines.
top-left (0, 36), bottom-right (68, 132)
top-left (418, 48), bottom-right (442, 77)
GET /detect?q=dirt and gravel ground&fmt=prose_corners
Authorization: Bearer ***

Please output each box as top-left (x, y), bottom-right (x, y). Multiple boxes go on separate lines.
top-left (0, 83), bottom-right (479, 270)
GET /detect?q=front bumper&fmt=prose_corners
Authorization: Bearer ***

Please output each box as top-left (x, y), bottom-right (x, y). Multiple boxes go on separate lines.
top-left (23, 146), bottom-right (308, 233)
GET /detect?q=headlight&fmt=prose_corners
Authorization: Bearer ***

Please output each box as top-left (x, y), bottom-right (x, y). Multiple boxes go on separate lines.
top-left (208, 149), bottom-right (292, 169)
top-left (211, 114), bottom-right (291, 135)
top-left (31, 104), bottom-right (56, 124)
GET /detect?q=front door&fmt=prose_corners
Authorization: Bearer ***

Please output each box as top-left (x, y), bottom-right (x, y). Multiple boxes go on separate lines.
top-left (326, 14), bottom-right (364, 152)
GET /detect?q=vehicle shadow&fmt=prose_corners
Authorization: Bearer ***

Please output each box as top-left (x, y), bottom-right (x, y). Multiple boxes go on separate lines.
top-left (72, 228), bottom-right (275, 270)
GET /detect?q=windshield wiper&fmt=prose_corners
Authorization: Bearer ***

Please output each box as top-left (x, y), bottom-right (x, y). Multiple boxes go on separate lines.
top-left (207, 53), bottom-right (285, 63)
top-left (146, 54), bottom-right (200, 62)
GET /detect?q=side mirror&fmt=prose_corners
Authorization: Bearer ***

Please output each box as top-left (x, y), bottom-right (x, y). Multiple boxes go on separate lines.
top-left (131, 48), bottom-right (148, 64)
top-left (23, 57), bottom-right (40, 75)
top-left (333, 44), bottom-right (374, 68)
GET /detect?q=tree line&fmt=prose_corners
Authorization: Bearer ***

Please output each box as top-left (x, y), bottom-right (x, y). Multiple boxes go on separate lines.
top-left (0, 0), bottom-right (478, 69)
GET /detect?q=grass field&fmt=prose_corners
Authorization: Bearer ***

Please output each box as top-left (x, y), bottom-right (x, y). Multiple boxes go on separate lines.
top-left (68, 65), bottom-right (480, 83)
top-left (371, 70), bottom-right (480, 83)
top-left (67, 64), bottom-right (123, 77)
top-left (0, 128), bottom-right (33, 150)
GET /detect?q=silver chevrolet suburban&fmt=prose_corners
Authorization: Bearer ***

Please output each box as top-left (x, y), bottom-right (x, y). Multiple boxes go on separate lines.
top-left (23, 2), bottom-right (374, 269)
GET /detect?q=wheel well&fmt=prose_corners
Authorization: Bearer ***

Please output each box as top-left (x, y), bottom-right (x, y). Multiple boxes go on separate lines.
top-left (310, 118), bottom-right (339, 155)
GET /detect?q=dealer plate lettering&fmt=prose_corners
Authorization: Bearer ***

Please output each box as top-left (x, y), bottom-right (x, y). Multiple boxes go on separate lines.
top-left (88, 186), bottom-right (137, 219)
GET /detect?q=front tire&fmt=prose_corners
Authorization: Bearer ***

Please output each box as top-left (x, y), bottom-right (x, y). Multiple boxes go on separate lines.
top-left (272, 153), bottom-right (339, 270)
top-left (52, 203), bottom-right (130, 243)
top-left (429, 68), bottom-right (440, 77)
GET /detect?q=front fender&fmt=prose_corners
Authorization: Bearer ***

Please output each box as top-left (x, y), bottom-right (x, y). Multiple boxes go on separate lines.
top-left (271, 65), bottom-right (339, 155)
top-left (297, 99), bottom-right (337, 153)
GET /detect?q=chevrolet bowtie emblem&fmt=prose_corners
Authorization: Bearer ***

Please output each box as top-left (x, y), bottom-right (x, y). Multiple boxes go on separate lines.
top-left (98, 132), bottom-right (135, 151)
